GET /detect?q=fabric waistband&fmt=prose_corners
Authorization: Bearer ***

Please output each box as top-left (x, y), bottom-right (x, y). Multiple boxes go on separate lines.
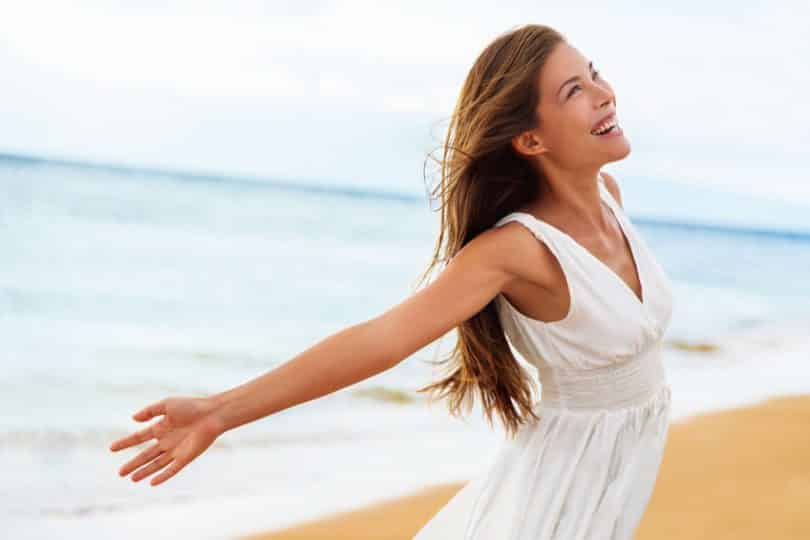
top-left (537, 342), bottom-right (668, 410)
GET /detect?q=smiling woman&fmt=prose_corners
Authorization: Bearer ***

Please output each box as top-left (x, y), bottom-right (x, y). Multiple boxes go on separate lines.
top-left (109, 22), bottom-right (672, 540)
top-left (410, 26), bottom-right (671, 538)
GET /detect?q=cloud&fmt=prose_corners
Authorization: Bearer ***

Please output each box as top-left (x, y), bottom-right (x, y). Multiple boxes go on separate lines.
top-left (0, 1), bottom-right (807, 202)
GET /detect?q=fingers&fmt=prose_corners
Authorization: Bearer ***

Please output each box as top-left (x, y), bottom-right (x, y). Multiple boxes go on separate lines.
top-left (109, 424), bottom-right (156, 452)
top-left (149, 457), bottom-right (186, 486)
top-left (109, 399), bottom-right (167, 452)
top-left (118, 442), bottom-right (162, 477)
top-left (129, 450), bottom-right (187, 486)
top-left (132, 399), bottom-right (167, 422)
top-left (131, 452), bottom-right (174, 483)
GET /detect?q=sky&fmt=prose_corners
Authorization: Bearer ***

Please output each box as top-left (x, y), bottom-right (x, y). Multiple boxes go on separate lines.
top-left (1, 1), bottom-right (808, 202)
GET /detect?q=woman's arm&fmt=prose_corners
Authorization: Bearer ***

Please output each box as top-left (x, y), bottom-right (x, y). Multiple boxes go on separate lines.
top-left (208, 225), bottom-right (525, 435)
top-left (110, 223), bottom-right (547, 486)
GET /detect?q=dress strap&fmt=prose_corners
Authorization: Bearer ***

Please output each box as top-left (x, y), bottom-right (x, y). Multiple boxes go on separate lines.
top-left (597, 172), bottom-right (622, 216)
top-left (493, 212), bottom-right (562, 257)
top-left (597, 173), bottom-right (639, 241)
top-left (493, 209), bottom-right (581, 274)
top-left (492, 211), bottom-right (578, 323)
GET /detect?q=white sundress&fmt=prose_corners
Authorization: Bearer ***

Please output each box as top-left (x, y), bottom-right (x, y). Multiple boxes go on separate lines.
top-left (414, 174), bottom-right (674, 539)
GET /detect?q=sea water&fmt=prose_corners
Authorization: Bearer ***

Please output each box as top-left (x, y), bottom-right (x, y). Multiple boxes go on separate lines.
top-left (2, 154), bottom-right (810, 539)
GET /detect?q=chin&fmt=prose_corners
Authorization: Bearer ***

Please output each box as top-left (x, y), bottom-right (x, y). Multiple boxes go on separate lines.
top-left (601, 144), bottom-right (631, 166)
top-left (612, 139), bottom-right (632, 160)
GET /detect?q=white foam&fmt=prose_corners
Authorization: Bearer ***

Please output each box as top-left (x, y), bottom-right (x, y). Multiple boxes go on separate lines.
top-left (7, 319), bottom-right (810, 539)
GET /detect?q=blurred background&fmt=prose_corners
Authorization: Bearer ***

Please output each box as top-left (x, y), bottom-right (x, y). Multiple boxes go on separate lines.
top-left (2, 1), bottom-right (809, 539)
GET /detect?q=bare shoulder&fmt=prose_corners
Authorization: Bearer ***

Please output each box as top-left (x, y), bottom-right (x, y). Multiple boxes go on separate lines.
top-left (366, 220), bottom-right (556, 364)
top-left (600, 171), bottom-right (624, 209)
top-left (473, 219), bottom-right (559, 291)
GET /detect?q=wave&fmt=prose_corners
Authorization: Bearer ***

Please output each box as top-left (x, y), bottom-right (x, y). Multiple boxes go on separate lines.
top-left (0, 420), bottom-right (429, 451)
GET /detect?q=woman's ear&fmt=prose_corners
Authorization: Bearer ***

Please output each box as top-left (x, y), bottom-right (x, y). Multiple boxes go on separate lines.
top-left (510, 130), bottom-right (548, 158)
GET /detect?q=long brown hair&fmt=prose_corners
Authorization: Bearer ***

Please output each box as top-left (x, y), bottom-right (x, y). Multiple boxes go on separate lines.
top-left (414, 24), bottom-right (566, 439)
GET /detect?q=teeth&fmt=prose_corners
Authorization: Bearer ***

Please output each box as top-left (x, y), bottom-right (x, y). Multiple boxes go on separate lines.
top-left (591, 119), bottom-right (618, 135)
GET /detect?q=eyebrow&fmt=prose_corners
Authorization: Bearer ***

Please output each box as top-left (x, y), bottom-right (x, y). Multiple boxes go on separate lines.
top-left (557, 61), bottom-right (594, 99)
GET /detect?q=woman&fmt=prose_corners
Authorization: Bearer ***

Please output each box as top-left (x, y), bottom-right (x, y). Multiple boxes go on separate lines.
top-left (110, 23), bottom-right (674, 539)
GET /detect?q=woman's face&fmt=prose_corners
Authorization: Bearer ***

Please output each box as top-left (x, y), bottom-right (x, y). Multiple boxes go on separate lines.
top-left (531, 41), bottom-right (631, 168)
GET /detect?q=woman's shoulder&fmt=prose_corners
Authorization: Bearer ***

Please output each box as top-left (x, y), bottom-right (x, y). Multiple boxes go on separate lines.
top-left (599, 171), bottom-right (624, 209)
top-left (476, 216), bottom-right (559, 292)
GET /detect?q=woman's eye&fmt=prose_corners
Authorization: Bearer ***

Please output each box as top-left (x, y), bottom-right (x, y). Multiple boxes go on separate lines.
top-left (567, 70), bottom-right (600, 99)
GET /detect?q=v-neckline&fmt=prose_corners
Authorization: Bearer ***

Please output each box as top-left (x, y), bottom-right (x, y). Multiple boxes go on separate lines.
top-left (516, 183), bottom-right (647, 309)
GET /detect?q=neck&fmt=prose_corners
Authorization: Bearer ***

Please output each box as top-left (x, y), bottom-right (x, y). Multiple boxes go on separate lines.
top-left (532, 166), bottom-right (608, 232)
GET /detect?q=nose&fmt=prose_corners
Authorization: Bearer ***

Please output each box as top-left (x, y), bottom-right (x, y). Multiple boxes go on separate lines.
top-left (595, 84), bottom-right (615, 109)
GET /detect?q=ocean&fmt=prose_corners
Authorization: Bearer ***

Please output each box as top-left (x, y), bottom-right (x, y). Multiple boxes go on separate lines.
top-left (3, 153), bottom-right (810, 539)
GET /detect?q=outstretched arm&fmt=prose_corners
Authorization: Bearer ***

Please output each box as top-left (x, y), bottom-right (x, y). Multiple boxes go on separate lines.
top-left (208, 227), bottom-right (519, 434)
top-left (110, 223), bottom-right (538, 486)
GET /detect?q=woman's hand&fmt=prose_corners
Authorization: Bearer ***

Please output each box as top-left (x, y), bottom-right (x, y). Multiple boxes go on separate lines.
top-left (109, 396), bottom-right (224, 487)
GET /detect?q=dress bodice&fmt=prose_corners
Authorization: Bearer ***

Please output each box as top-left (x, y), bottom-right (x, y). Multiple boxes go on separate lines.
top-left (492, 174), bottom-right (675, 410)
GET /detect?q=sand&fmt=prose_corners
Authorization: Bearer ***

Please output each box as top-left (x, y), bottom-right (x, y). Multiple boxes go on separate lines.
top-left (240, 393), bottom-right (810, 539)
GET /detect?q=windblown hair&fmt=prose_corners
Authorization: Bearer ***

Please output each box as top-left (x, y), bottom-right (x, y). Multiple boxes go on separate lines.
top-left (414, 24), bottom-right (566, 439)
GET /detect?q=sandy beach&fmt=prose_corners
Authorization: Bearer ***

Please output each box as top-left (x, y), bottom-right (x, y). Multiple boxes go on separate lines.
top-left (240, 392), bottom-right (810, 539)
